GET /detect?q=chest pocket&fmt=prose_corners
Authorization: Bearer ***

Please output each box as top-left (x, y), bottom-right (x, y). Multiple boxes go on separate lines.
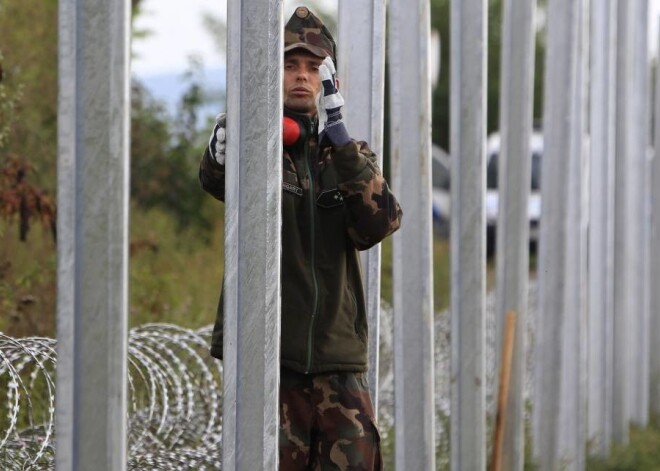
top-left (316, 162), bottom-right (344, 209)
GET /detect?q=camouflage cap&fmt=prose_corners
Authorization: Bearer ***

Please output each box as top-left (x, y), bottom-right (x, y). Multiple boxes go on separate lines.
top-left (284, 6), bottom-right (336, 63)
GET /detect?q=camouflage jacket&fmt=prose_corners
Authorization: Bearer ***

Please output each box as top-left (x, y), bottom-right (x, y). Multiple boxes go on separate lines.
top-left (199, 108), bottom-right (402, 374)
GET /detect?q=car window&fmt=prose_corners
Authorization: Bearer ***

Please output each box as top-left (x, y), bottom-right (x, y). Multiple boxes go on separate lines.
top-left (487, 152), bottom-right (499, 189)
top-left (531, 151), bottom-right (542, 190)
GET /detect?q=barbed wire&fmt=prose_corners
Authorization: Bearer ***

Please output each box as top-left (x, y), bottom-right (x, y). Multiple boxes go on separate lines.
top-left (0, 324), bottom-right (223, 470)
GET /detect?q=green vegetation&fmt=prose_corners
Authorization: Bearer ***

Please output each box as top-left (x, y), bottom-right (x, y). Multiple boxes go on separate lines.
top-left (128, 205), bottom-right (223, 328)
top-left (0, 0), bottom-right (221, 336)
top-left (586, 422), bottom-right (660, 471)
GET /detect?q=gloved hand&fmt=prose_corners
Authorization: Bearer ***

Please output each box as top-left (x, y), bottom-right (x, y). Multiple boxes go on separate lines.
top-left (208, 113), bottom-right (227, 165)
top-left (316, 57), bottom-right (351, 146)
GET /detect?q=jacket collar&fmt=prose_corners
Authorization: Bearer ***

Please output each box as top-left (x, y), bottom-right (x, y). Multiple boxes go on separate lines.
top-left (284, 107), bottom-right (318, 129)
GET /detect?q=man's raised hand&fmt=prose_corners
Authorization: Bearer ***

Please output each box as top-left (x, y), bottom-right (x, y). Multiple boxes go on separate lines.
top-left (316, 57), bottom-right (350, 146)
top-left (208, 113), bottom-right (226, 165)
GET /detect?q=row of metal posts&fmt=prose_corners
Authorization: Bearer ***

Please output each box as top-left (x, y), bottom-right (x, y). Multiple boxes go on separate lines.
top-left (54, 0), bottom-right (660, 469)
top-left (533, 0), bottom-right (660, 468)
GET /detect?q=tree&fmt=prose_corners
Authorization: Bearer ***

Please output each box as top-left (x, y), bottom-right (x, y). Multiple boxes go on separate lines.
top-left (0, 0), bottom-right (59, 190)
top-left (430, 0), bottom-right (546, 151)
top-left (0, 0), bottom-right (218, 335)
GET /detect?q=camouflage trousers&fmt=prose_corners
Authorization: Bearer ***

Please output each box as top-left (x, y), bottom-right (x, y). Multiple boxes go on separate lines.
top-left (279, 368), bottom-right (383, 471)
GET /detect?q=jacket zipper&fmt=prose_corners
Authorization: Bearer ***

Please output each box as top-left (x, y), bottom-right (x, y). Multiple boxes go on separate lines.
top-left (305, 122), bottom-right (320, 373)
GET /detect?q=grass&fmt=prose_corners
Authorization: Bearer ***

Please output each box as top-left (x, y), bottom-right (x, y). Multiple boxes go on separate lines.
top-left (586, 421), bottom-right (660, 470)
top-left (0, 204), bottom-right (225, 336)
top-left (380, 231), bottom-right (452, 313)
top-left (0, 221), bottom-right (57, 337)
top-left (128, 204), bottom-right (223, 328)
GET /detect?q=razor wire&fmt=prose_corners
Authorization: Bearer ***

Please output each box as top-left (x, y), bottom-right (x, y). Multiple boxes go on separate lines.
top-left (0, 324), bottom-right (223, 470)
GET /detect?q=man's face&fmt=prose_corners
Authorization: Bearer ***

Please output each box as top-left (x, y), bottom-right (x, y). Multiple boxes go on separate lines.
top-left (283, 50), bottom-right (323, 115)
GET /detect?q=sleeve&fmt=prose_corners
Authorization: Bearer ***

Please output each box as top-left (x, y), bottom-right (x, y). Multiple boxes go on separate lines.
top-left (332, 140), bottom-right (403, 250)
top-left (199, 147), bottom-right (226, 202)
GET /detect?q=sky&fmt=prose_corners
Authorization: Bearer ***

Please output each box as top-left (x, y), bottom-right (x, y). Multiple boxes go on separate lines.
top-left (652, 1), bottom-right (660, 56)
top-left (132, 0), bottom-right (225, 77)
top-left (132, 0), bottom-right (660, 79)
top-left (132, 0), bottom-right (337, 78)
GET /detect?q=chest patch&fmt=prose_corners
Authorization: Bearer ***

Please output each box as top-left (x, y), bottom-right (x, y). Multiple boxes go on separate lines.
top-left (316, 189), bottom-right (344, 208)
top-left (283, 181), bottom-right (303, 196)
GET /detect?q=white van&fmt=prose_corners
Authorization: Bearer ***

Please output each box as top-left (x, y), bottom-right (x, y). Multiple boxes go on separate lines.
top-left (485, 131), bottom-right (543, 257)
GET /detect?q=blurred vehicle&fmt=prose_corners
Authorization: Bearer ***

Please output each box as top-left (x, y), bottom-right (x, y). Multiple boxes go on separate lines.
top-left (486, 131), bottom-right (543, 257)
top-left (431, 145), bottom-right (451, 237)
top-left (431, 132), bottom-right (543, 257)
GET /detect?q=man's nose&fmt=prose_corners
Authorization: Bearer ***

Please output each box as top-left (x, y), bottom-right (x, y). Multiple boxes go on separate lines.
top-left (296, 67), bottom-right (312, 81)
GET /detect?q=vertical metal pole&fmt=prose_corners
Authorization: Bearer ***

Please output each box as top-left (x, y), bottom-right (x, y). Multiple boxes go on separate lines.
top-left (631, 0), bottom-right (650, 428)
top-left (651, 17), bottom-right (660, 420)
top-left (557, 1), bottom-right (589, 467)
top-left (494, 0), bottom-right (536, 469)
top-left (389, 0), bottom-right (436, 468)
top-left (613, 0), bottom-right (638, 444)
top-left (588, 0), bottom-right (616, 456)
top-left (223, 0), bottom-right (283, 469)
top-left (56, 0), bottom-right (130, 469)
top-left (337, 0), bottom-right (387, 410)
top-left (588, 0), bottom-right (617, 456)
top-left (532, 0), bottom-right (581, 468)
top-left (450, 0), bottom-right (487, 469)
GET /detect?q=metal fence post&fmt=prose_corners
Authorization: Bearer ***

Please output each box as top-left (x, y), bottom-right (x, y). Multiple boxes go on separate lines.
top-left (557, 1), bottom-right (589, 467)
top-left (449, 0), bottom-right (487, 469)
top-left (588, 0), bottom-right (617, 456)
top-left (337, 0), bottom-right (387, 410)
top-left (532, 0), bottom-right (582, 468)
top-left (494, 0), bottom-right (536, 469)
top-left (223, 0), bottom-right (283, 469)
top-left (613, 0), bottom-right (641, 444)
top-left (651, 18), bottom-right (660, 420)
top-left (389, 0), bottom-right (436, 468)
top-left (56, 0), bottom-right (130, 469)
top-left (630, 0), bottom-right (651, 428)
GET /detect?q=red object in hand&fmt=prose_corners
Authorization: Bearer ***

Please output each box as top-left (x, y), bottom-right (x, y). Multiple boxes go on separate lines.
top-left (282, 116), bottom-right (301, 146)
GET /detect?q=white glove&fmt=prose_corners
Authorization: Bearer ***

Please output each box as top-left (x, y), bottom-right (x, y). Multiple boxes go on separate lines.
top-left (208, 113), bottom-right (226, 165)
top-left (316, 57), bottom-right (350, 146)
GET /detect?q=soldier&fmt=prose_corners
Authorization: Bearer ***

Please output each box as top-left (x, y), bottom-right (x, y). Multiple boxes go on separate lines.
top-left (199, 6), bottom-right (402, 470)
